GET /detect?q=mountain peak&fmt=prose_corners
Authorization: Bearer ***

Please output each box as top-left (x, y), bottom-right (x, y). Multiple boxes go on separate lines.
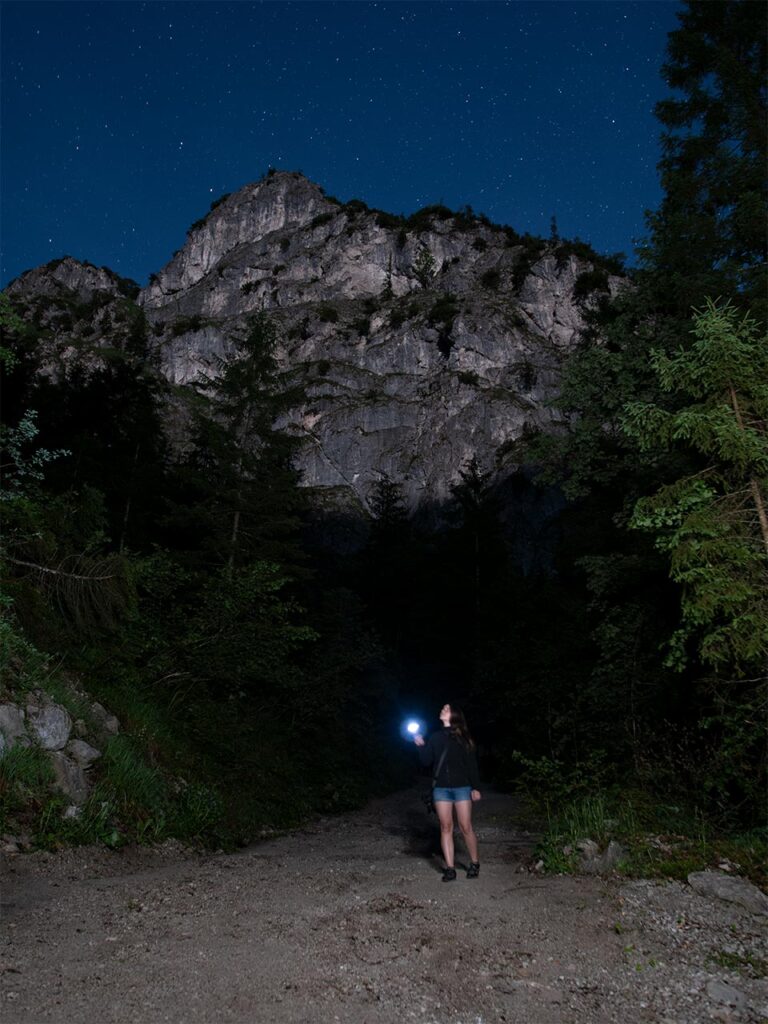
top-left (144, 171), bottom-right (334, 297)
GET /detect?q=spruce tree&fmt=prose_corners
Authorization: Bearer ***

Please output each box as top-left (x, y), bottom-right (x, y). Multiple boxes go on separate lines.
top-left (644, 0), bottom-right (767, 322)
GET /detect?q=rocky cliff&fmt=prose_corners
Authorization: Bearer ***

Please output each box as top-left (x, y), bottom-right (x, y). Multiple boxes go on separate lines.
top-left (7, 170), bottom-right (623, 517)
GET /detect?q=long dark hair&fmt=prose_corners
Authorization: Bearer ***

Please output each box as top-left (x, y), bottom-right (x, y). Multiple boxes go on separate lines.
top-left (448, 706), bottom-right (475, 750)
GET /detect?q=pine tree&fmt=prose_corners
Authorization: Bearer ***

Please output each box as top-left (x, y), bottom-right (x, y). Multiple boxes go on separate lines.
top-left (172, 312), bottom-right (305, 574)
top-left (623, 299), bottom-right (768, 671)
top-left (643, 0), bottom-right (767, 322)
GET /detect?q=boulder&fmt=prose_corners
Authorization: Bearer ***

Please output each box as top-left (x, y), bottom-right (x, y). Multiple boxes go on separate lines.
top-left (90, 702), bottom-right (120, 736)
top-left (688, 870), bottom-right (768, 916)
top-left (26, 702), bottom-right (72, 750)
top-left (577, 837), bottom-right (627, 874)
top-left (48, 751), bottom-right (89, 805)
top-left (0, 703), bottom-right (27, 749)
top-left (65, 739), bottom-right (102, 768)
top-left (706, 979), bottom-right (747, 1009)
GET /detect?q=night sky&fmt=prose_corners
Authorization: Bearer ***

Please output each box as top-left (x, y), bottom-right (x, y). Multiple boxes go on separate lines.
top-left (2, 0), bottom-right (681, 289)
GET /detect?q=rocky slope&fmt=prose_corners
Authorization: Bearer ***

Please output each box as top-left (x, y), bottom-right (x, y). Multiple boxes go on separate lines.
top-left (7, 170), bottom-right (624, 518)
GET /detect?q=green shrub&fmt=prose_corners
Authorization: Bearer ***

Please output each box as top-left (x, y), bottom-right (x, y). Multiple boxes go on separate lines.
top-left (310, 212), bottom-right (334, 229)
top-left (100, 734), bottom-right (168, 814)
top-left (405, 204), bottom-right (454, 233)
top-left (344, 199), bottom-right (370, 216)
top-left (317, 304), bottom-right (339, 324)
top-left (389, 307), bottom-right (407, 330)
top-left (427, 293), bottom-right (458, 331)
top-left (169, 315), bottom-right (205, 337)
top-left (574, 269), bottom-right (610, 300)
top-left (480, 268), bottom-right (502, 290)
top-left (375, 211), bottom-right (403, 230)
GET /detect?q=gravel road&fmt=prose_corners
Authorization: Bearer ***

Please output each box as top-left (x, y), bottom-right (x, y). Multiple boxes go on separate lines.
top-left (2, 787), bottom-right (766, 1024)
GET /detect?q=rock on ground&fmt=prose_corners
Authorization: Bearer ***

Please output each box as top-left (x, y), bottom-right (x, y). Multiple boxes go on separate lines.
top-left (1, 788), bottom-right (766, 1024)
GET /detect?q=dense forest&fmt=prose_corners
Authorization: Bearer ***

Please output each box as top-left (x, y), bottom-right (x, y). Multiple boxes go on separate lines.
top-left (1, 0), bottom-right (766, 873)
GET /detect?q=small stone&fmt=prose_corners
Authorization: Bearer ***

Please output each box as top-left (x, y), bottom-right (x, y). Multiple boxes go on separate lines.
top-left (90, 702), bottom-right (119, 735)
top-left (66, 739), bottom-right (102, 767)
top-left (576, 838), bottom-right (599, 858)
top-left (49, 751), bottom-right (89, 804)
top-left (688, 871), bottom-right (768, 916)
top-left (0, 704), bottom-right (27, 748)
top-left (63, 804), bottom-right (82, 820)
top-left (706, 979), bottom-right (746, 1009)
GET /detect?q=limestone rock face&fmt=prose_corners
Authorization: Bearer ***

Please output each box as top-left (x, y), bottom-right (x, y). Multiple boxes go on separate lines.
top-left (8, 171), bottom-right (624, 517)
top-left (5, 256), bottom-right (142, 380)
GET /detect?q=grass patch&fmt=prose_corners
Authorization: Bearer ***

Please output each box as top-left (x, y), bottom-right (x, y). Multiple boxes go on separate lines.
top-left (512, 755), bottom-right (768, 885)
top-left (708, 950), bottom-right (768, 979)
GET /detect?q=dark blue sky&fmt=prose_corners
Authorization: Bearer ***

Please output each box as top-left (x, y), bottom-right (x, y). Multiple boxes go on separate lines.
top-left (2, 0), bottom-right (681, 288)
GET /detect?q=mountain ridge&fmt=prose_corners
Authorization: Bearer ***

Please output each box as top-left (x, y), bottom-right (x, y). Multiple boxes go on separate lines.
top-left (6, 170), bottom-right (625, 520)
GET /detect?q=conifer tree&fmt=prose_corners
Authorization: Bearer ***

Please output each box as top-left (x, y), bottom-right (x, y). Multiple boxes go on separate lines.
top-left (644, 0), bottom-right (767, 322)
top-left (623, 299), bottom-right (768, 672)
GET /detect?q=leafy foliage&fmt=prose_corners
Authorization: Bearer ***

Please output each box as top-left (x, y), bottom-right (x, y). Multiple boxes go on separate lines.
top-left (623, 300), bottom-right (768, 672)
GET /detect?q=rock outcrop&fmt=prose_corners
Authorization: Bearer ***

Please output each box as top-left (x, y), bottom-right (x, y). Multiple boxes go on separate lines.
top-left (7, 170), bottom-right (624, 518)
top-left (0, 690), bottom-right (113, 812)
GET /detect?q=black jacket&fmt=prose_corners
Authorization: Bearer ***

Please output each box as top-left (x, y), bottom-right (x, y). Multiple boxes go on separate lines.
top-left (419, 728), bottom-right (480, 790)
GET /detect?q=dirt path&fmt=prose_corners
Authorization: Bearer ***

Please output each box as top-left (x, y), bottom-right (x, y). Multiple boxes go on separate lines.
top-left (2, 788), bottom-right (766, 1023)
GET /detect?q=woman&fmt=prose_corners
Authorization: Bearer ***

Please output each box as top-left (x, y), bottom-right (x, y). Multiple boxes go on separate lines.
top-left (414, 703), bottom-right (481, 881)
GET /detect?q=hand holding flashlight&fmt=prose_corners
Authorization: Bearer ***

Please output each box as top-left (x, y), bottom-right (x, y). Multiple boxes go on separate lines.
top-left (405, 720), bottom-right (425, 745)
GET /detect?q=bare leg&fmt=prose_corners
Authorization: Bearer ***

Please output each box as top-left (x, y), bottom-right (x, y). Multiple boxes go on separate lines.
top-left (454, 800), bottom-right (479, 863)
top-left (435, 801), bottom-right (455, 868)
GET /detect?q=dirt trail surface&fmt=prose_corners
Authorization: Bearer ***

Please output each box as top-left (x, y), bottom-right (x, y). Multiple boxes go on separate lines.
top-left (2, 788), bottom-right (766, 1024)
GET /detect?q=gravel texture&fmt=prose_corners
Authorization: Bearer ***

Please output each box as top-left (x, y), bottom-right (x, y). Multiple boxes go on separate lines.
top-left (1, 787), bottom-right (766, 1023)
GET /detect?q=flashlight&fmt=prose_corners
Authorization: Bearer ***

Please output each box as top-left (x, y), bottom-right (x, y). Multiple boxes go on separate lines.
top-left (406, 721), bottom-right (421, 735)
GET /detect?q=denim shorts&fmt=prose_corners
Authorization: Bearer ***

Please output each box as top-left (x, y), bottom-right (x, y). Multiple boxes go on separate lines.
top-left (432, 786), bottom-right (472, 803)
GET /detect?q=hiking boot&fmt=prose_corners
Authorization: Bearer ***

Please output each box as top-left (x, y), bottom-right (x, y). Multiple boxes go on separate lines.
top-left (442, 867), bottom-right (457, 882)
top-left (466, 861), bottom-right (480, 879)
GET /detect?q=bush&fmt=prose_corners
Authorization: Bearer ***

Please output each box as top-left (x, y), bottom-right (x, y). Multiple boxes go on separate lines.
top-left (375, 211), bottom-right (403, 230)
top-left (574, 269), bottom-right (610, 300)
top-left (427, 293), bottom-right (459, 331)
top-left (169, 315), bottom-right (205, 337)
top-left (310, 212), bottom-right (334, 229)
top-left (389, 307), bottom-right (407, 330)
top-left (317, 305), bottom-right (339, 324)
top-left (480, 268), bottom-right (501, 290)
top-left (405, 204), bottom-right (453, 233)
top-left (344, 199), bottom-right (369, 217)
